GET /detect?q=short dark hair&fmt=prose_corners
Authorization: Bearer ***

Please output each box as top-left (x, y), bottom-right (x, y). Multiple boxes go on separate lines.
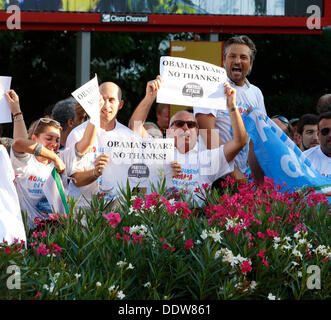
top-left (316, 94), bottom-right (331, 114)
top-left (318, 111), bottom-right (331, 128)
top-left (51, 97), bottom-right (76, 130)
top-left (297, 114), bottom-right (318, 135)
top-left (156, 103), bottom-right (169, 115)
top-left (223, 35), bottom-right (257, 62)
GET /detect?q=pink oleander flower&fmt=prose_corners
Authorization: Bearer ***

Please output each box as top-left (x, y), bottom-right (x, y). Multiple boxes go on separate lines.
top-left (258, 250), bottom-right (265, 258)
top-left (3, 247), bottom-right (11, 254)
top-left (184, 238), bottom-right (194, 250)
top-left (133, 198), bottom-right (144, 210)
top-left (144, 192), bottom-right (159, 209)
top-left (51, 242), bottom-right (62, 255)
top-left (202, 183), bottom-right (209, 190)
top-left (131, 233), bottom-right (144, 244)
top-left (294, 223), bottom-right (307, 232)
top-left (194, 187), bottom-right (201, 193)
top-left (36, 243), bottom-right (50, 256)
top-left (33, 292), bottom-right (41, 300)
top-left (267, 228), bottom-right (279, 238)
top-left (262, 258), bottom-right (269, 267)
top-left (122, 226), bottom-right (130, 233)
top-left (241, 260), bottom-right (252, 274)
top-left (173, 201), bottom-right (191, 219)
top-left (40, 231), bottom-right (47, 238)
top-left (257, 232), bottom-right (266, 239)
top-left (103, 212), bottom-right (121, 228)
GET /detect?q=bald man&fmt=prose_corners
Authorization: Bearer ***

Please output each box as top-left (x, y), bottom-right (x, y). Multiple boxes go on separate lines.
top-left (66, 81), bottom-right (138, 208)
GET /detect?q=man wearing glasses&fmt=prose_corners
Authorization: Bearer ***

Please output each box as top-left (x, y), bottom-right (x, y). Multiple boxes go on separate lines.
top-left (129, 77), bottom-right (247, 204)
top-left (271, 115), bottom-right (294, 140)
top-left (303, 112), bottom-right (331, 179)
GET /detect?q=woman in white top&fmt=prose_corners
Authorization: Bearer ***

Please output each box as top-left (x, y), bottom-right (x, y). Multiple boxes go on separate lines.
top-left (7, 90), bottom-right (97, 229)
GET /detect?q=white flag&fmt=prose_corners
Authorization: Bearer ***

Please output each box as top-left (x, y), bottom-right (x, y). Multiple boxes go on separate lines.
top-left (0, 76), bottom-right (12, 124)
top-left (71, 74), bottom-right (100, 128)
top-left (43, 168), bottom-right (69, 215)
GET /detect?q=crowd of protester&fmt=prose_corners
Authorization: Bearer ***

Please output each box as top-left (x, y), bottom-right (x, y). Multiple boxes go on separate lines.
top-left (1, 35), bottom-right (330, 243)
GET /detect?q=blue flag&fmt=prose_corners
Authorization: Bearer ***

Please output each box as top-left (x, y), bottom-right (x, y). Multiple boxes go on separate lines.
top-left (242, 108), bottom-right (331, 195)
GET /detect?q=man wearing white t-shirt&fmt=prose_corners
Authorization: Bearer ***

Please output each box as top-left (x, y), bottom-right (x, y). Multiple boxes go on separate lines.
top-left (129, 77), bottom-right (248, 205)
top-left (66, 81), bottom-right (138, 207)
top-left (303, 112), bottom-right (331, 179)
top-left (194, 35), bottom-right (266, 183)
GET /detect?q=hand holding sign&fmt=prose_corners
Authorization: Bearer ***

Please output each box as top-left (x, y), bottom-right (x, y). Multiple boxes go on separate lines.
top-left (157, 56), bottom-right (227, 110)
top-left (71, 75), bottom-right (100, 128)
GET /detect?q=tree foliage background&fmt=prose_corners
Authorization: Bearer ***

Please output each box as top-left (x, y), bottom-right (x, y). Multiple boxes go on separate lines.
top-left (0, 29), bottom-right (331, 137)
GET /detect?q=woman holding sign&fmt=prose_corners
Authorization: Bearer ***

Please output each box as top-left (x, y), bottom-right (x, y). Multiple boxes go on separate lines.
top-left (7, 90), bottom-right (97, 229)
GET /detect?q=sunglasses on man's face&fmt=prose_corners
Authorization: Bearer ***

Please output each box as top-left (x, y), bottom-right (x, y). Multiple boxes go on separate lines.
top-left (170, 120), bottom-right (197, 129)
top-left (320, 127), bottom-right (331, 136)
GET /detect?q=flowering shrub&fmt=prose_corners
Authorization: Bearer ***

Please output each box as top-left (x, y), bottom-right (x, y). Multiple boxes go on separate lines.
top-left (0, 177), bottom-right (330, 300)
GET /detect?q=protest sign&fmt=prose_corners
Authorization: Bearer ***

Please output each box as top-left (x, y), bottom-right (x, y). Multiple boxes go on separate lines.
top-left (71, 75), bottom-right (100, 128)
top-left (157, 56), bottom-right (227, 109)
top-left (42, 168), bottom-right (69, 215)
top-left (0, 76), bottom-right (12, 124)
top-left (242, 108), bottom-right (331, 195)
top-left (101, 137), bottom-right (174, 192)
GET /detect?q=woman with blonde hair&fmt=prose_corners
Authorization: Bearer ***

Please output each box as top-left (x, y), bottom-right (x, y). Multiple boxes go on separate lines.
top-left (8, 90), bottom-right (97, 229)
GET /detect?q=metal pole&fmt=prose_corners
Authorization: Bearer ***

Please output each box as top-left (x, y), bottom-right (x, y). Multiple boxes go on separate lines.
top-left (76, 31), bottom-right (91, 87)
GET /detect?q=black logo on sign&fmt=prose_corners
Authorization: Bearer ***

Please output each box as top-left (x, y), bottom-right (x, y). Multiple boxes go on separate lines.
top-left (128, 164), bottom-right (149, 179)
top-left (182, 83), bottom-right (203, 98)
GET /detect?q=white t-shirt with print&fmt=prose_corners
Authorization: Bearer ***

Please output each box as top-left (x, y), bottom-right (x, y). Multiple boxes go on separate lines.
top-left (168, 142), bottom-right (234, 205)
top-left (0, 145), bottom-right (27, 245)
top-left (10, 146), bottom-right (81, 228)
top-left (303, 145), bottom-right (331, 179)
top-left (66, 120), bottom-right (139, 207)
top-left (194, 78), bottom-right (266, 173)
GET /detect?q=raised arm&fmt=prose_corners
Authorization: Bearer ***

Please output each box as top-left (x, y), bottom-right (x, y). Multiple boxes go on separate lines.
top-left (128, 76), bottom-right (161, 138)
top-left (75, 121), bottom-right (97, 155)
top-left (195, 113), bottom-right (223, 149)
top-left (12, 139), bottom-right (65, 173)
top-left (223, 82), bottom-right (248, 163)
top-left (5, 90), bottom-right (28, 140)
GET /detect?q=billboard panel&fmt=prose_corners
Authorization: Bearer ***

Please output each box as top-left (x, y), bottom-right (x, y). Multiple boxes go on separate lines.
top-left (0, 0), bottom-right (324, 17)
top-left (0, 0), bottom-right (329, 33)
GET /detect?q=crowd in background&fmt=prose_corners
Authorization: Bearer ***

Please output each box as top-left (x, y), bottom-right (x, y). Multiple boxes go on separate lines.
top-left (1, 34), bottom-right (331, 245)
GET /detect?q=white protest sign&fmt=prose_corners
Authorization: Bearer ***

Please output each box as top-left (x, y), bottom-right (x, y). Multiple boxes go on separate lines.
top-left (101, 137), bottom-right (174, 191)
top-left (0, 76), bottom-right (12, 124)
top-left (71, 74), bottom-right (100, 128)
top-left (157, 56), bottom-right (227, 110)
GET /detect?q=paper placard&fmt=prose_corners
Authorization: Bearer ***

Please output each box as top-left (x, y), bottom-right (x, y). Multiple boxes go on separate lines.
top-left (101, 137), bottom-right (175, 190)
top-left (71, 75), bottom-right (100, 128)
top-left (0, 76), bottom-right (12, 124)
top-left (157, 56), bottom-right (227, 110)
